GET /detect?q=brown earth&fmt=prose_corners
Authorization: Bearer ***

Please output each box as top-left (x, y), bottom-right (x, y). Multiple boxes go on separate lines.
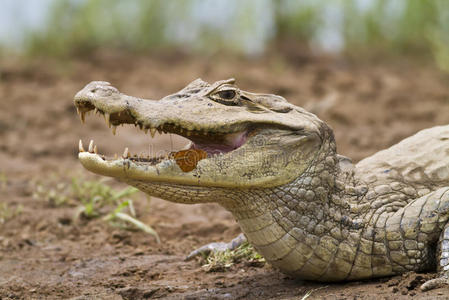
top-left (1, 51), bottom-right (449, 299)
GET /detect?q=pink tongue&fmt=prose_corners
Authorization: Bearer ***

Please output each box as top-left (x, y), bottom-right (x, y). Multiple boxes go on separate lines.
top-left (192, 131), bottom-right (247, 155)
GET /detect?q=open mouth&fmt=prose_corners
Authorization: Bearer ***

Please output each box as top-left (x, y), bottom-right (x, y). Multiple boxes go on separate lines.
top-left (76, 104), bottom-right (249, 172)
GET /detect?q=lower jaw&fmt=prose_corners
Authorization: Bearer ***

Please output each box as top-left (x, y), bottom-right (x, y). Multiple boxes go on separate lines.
top-left (78, 132), bottom-right (249, 173)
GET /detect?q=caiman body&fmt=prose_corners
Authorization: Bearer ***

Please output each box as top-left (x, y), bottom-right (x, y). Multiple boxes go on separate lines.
top-left (74, 79), bottom-right (449, 290)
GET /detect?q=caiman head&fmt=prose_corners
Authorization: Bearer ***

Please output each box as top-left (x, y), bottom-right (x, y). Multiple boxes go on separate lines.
top-left (74, 78), bottom-right (335, 203)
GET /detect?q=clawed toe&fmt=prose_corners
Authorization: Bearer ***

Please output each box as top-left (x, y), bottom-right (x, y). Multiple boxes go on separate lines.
top-left (420, 277), bottom-right (449, 292)
top-left (185, 242), bottom-right (229, 261)
top-left (185, 233), bottom-right (246, 261)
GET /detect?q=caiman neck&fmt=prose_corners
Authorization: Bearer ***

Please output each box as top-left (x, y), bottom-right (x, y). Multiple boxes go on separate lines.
top-left (222, 137), bottom-right (351, 222)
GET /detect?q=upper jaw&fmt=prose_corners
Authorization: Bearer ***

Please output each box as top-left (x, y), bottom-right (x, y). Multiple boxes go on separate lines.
top-left (74, 87), bottom-right (251, 158)
top-left (74, 81), bottom-right (248, 136)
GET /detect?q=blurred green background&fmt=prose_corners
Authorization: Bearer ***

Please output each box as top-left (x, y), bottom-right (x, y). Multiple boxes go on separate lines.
top-left (1, 0), bottom-right (449, 71)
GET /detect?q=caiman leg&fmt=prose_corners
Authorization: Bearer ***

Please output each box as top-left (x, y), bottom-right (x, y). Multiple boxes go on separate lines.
top-left (186, 233), bottom-right (247, 261)
top-left (375, 187), bottom-right (449, 291)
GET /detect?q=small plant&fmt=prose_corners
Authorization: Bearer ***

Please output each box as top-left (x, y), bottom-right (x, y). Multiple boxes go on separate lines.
top-left (0, 203), bottom-right (23, 224)
top-left (33, 176), bottom-right (159, 242)
top-left (202, 241), bottom-right (265, 272)
top-left (71, 178), bottom-right (138, 218)
top-left (103, 200), bottom-right (160, 243)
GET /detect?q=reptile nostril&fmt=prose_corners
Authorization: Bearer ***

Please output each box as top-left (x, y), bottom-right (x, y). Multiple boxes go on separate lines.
top-left (90, 89), bottom-right (96, 93)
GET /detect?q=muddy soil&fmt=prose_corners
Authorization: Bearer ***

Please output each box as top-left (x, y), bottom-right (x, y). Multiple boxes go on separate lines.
top-left (1, 52), bottom-right (449, 299)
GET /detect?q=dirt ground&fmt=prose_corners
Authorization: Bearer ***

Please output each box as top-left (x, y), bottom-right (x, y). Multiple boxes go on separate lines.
top-left (1, 51), bottom-right (449, 299)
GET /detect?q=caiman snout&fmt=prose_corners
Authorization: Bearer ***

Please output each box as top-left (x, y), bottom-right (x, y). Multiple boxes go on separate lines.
top-left (74, 81), bottom-right (135, 124)
top-left (74, 81), bottom-right (119, 103)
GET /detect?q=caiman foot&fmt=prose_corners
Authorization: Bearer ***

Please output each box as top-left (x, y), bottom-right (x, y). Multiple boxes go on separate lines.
top-left (422, 223), bottom-right (449, 291)
top-left (185, 233), bottom-right (246, 261)
top-left (420, 276), bottom-right (449, 291)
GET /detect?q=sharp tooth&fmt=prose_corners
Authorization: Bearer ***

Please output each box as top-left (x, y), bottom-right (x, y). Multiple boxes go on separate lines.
top-left (179, 128), bottom-right (184, 134)
top-left (186, 131), bottom-right (191, 136)
top-left (80, 111), bottom-right (85, 123)
top-left (94, 108), bottom-right (99, 114)
top-left (112, 125), bottom-right (117, 135)
top-left (76, 107), bottom-right (80, 115)
top-left (94, 145), bottom-right (98, 154)
top-left (78, 140), bottom-right (85, 152)
top-left (123, 147), bottom-right (129, 158)
top-left (88, 140), bottom-right (94, 153)
top-left (105, 113), bottom-right (111, 128)
top-left (144, 127), bottom-right (148, 134)
top-left (150, 127), bottom-right (156, 138)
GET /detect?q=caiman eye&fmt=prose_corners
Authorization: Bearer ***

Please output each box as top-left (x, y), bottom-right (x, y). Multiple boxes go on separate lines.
top-left (209, 88), bottom-right (240, 106)
top-left (217, 90), bottom-right (236, 100)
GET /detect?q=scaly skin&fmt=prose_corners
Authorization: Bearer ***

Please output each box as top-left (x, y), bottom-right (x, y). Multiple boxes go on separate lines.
top-left (74, 79), bottom-right (449, 290)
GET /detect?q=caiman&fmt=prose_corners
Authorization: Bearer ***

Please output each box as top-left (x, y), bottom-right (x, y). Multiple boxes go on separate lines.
top-left (74, 79), bottom-right (449, 291)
